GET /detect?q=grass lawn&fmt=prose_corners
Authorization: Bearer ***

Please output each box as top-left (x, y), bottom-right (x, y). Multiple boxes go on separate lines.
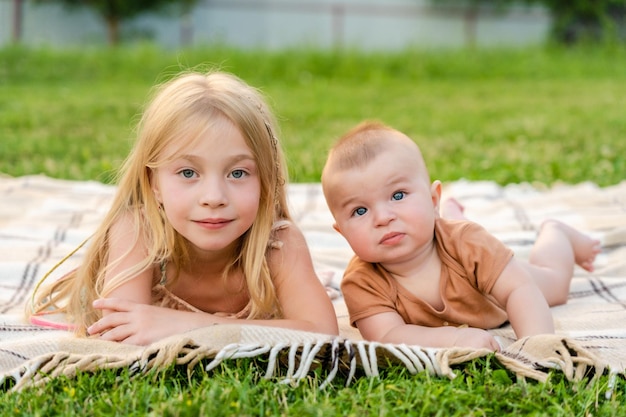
top-left (0, 45), bottom-right (625, 415)
top-left (1, 44), bottom-right (625, 185)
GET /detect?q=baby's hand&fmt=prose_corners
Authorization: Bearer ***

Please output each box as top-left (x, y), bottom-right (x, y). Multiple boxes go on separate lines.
top-left (453, 327), bottom-right (501, 351)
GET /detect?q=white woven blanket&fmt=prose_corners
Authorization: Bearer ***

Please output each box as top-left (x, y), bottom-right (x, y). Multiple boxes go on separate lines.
top-left (1, 175), bottom-right (625, 391)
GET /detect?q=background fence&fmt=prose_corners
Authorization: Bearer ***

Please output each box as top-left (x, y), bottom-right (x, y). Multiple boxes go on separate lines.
top-left (1, 0), bottom-right (550, 49)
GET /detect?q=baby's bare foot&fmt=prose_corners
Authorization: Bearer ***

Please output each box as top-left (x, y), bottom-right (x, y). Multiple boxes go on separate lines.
top-left (442, 198), bottom-right (467, 220)
top-left (541, 220), bottom-right (601, 272)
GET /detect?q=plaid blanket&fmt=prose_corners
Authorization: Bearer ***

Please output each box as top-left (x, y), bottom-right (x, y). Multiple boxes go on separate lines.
top-left (1, 175), bottom-right (625, 391)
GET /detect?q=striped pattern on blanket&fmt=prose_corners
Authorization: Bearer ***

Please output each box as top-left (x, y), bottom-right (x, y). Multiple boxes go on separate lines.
top-left (1, 175), bottom-right (625, 391)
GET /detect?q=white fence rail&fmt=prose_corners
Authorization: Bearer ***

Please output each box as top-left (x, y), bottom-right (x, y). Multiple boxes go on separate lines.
top-left (1, 0), bottom-right (549, 49)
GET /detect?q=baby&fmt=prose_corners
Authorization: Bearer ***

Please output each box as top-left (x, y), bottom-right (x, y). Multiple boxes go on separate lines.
top-left (321, 121), bottom-right (601, 351)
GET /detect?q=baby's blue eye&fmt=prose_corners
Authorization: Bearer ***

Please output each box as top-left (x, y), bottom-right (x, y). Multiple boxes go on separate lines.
top-left (392, 191), bottom-right (405, 201)
top-left (180, 169), bottom-right (195, 178)
top-left (353, 207), bottom-right (367, 217)
top-left (231, 169), bottom-right (246, 179)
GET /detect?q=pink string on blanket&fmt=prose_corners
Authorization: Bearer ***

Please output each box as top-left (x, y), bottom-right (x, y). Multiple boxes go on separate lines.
top-left (29, 312), bottom-right (76, 331)
top-left (28, 235), bottom-right (91, 332)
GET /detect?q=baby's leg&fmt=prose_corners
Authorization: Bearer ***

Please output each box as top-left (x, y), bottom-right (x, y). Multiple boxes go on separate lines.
top-left (523, 220), bottom-right (601, 306)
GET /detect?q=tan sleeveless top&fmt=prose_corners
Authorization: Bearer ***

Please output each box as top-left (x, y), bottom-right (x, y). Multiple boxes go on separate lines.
top-left (150, 220), bottom-right (290, 318)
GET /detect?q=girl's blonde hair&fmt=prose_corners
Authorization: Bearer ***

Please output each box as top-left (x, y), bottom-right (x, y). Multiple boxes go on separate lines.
top-left (29, 71), bottom-right (290, 335)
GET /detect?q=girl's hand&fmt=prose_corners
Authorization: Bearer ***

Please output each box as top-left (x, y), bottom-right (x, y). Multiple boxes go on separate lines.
top-left (454, 327), bottom-right (501, 351)
top-left (88, 298), bottom-right (208, 345)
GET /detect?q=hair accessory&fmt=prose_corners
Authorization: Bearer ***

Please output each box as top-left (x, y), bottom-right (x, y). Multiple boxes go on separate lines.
top-left (264, 120), bottom-right (279, 152)
top-left (160, 260), bottom-right (167, 285)
top-left (264, 120), bottom-right (285, 201)
top-left (250, 97), bottom-right (285, 204)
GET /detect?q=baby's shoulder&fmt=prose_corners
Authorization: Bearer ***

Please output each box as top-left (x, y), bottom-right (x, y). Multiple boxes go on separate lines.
top-left (435, 218), bottom-right (495, 246)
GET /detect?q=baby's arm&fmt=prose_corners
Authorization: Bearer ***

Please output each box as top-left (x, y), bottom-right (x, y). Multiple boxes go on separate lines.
top-left (490, 258), bottom-right (554, 338)
top-left (357, 311), bottom-right (501, 351)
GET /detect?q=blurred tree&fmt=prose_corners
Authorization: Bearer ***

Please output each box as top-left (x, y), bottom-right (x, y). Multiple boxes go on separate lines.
top-left (524, 0), bottom-right (626, 44)
top-left (39, 0), bottom-right (198, 45)
top-left (431, 0), bottom-right (626, 45)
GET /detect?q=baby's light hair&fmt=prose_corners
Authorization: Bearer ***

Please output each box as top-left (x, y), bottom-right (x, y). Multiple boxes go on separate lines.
top-left (28, 71), bottom-right (290, 334)
top-left (324, 120), bottom-right (393, 171)
top-left (321, 120), bottom-right (431, 210)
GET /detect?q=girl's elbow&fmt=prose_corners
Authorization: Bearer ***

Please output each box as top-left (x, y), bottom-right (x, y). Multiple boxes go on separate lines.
top-left (315, 320), bottom-right (339, 336)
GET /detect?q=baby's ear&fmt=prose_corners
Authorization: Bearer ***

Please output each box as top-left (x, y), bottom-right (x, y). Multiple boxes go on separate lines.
top-left (431, 180), bottom-right (442, 214)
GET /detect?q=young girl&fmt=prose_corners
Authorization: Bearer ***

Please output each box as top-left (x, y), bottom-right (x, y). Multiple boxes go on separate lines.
top-left (29, 70), bottom-right (339, 345)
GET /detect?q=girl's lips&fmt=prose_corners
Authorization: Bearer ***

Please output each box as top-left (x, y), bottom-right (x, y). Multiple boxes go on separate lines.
top-left (380, 231), bottom-right (404, 245)
top-left (194, 218), bottom-right (232, 229)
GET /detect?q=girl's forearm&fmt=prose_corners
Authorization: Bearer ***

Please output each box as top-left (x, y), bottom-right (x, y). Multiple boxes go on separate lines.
top-left (209, 314), bottom-right (338, 335)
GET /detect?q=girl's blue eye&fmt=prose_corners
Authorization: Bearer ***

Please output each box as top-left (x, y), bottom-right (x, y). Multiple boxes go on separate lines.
top-left (392, 191), bottom-right (405, 201)
top-left (180, 169), bottom-right (195, 179)
top-left (231, 169), bottom-right (246, 179)
top-left (353, 207), bottom-right (367, 217)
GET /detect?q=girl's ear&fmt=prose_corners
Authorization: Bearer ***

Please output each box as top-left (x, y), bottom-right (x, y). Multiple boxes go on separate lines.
top-left (431, 180), bottom-right (442, 216)
top-left (153, 188), bottom-right (162, 204)
top-left (150, 169), bottom-right (163, 204)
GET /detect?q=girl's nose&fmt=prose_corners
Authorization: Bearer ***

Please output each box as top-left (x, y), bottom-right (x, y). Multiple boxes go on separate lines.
top-left (199, 178), bottom-right (228, 208)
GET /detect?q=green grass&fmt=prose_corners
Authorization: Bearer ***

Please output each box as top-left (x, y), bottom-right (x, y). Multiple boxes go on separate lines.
top-left (1, 45), bottom-right (626, 415)
top-left (1, 357), bottom-right (624, 416)
top-left (1, 44), bottom-right (625, 185)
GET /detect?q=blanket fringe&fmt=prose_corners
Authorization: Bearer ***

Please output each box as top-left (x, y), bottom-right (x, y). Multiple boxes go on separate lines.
top-left (198, 338), bottom-right (463, 388)
top-left (5, 352), bottom-right (135, 392)
top-left (496, 335), bottom-right (608, 384)
top-left (0, 332), bottom-right (617, 393)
